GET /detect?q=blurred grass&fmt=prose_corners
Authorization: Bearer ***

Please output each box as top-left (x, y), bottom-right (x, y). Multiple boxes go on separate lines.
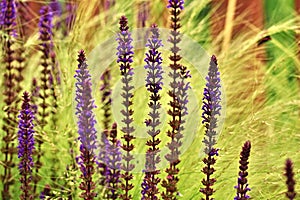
top-left (0, 0), bottom-right (299, 199)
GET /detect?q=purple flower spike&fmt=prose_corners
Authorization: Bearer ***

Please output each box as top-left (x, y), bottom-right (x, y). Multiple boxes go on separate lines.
top-left (1, 1), bottom-right (19, 199)
top-left (284, 159), bottom-right (296, 200)
top-left (141, 24), bottom-right (163, 200)
top-left (18, 92), bottom-right (35, 200)
top-left (117, 15), bottom-right (136, 200)
top-left (202, 55), bottom-right (221, 154)
top-left (167, 0), bottom-right (184, 10)
top-left (200, 55), bottom-right (221, 200)
top-left (234, 141), bottom-right (251, 200)
top-left (162, 1), bottom-right (187, 199)
top-left (75, 50), bottom-right (97, 199)
top-left (1, 0), bottom-right (17, 37)
top-left (105, 123), bottom-right (122, 199)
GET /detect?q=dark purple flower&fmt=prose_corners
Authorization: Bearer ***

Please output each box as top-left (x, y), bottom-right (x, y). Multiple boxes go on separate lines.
top-left (1, 0), bottom-right (17, 37)
top-left (202, 55), bottom-right (221, 154)
top-left (117, 15), bottom-right (136, 200)
top-left (234, 141), bottom-right (251, 200)
top-left (18, 92), bottom-right (35, 200)
top-left (49, 0), bottom-right (62, 17)
top-left (162, 1), bottom-right (186, 199)
top-left (141, 24), bottom-right (163, 199)
top-left (1, 1), bottom-right (19, 199)
top-left (200, 55), bottom-right (221, 200)
top-left (75, 50), bottom-right (98, 199)
top-left (167, 0), bottom-right (184, 10)
top-left (285, 159), bottom-right (296, 200)
top-left (104, 123), bottom-right (122, 199)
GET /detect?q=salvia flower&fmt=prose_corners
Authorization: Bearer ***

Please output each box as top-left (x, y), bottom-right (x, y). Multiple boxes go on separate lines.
top-left (162, 1), bottom-right (185, 199)
top-left (167, 0), bottom-right (184, 10)
top-left (117, 15), bottom-right (136, 200)
top-left (201, 55), bottom-right (221, 154)
top-left (104, 123), bottom-right (122, 199)
top-left (234, 141), bottom-right (251, 200)
top-left (141, 24), bottom-right (163, 200)
top-left (200, 55), bottom-right (221, 200)
top-left (75, 50), bottom-right (98, 199)
top-left (284, 159), bottom-right (296, 200)
top-left (18, 92), bottom-right (35, 200)
top-left (2, 0), bottom-right (17, 37)
top-left (1, 1), bottom-right (19, 199)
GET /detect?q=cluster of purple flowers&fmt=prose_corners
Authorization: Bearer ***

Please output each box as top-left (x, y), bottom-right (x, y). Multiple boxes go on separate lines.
top-left (75, 50), bottom-right (98, 199)
top-left (141, 24), bottom-right (163, 199)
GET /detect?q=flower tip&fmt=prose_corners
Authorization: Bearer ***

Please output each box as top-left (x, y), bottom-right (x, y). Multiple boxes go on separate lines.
top-left (211, 55), bottom-right (218, 65)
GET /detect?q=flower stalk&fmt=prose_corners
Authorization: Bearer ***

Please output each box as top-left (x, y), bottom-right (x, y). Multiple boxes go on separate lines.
top-left (117, 15), bottom-right (136, 200)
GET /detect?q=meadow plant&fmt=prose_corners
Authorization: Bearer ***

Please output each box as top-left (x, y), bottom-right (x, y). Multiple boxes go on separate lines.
top-left (117, 15), bottom-right (136, 200)
top-left (1, 0), bottom-right (18, 199)
top-left (161, 0), bottom-right (187, 199)
top-left (75, 49), bottom-right (98, 199)
top-left (284, 159), bottom-right (296, 200)
top-left (141, 24), bottom-right (163, 200)
top-left (104, 123), bottom-right (122, 199)
top-left (200, 55), bottom-right (221, 200)
top-left (234, 141), bottom-right (251, 200)
top-left (18, 92), bottom-right (35, 200)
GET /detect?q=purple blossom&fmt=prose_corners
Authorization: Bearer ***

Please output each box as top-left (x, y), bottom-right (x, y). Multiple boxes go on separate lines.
top-left (234, 141), bottom-right (251, 200)
top-left (104, 123), bottom-right (122, 199)
top-left (162, 1), bottom-right (185, 199)
top-left (167, 0), bottom-right (184, 10)
top-left (75, 50), bottom-right (97, 199)
top-left (141, 24), bottom-right (163, 199)
top-left (200, 55), bottom-right (221, 200)
top-left (284, 159), bottom-right (296, 200)
top-left (1, 0), bottom-right (17, 37)
top-left (18, 92), bottom-right (35, 200)
top-left (117, 15), bottom-right (135, 200)
top-left (202, 55), bottom-right (221, 155)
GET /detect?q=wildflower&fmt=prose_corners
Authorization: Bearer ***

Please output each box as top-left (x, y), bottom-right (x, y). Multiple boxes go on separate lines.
top-left (284, 159), bottom-right (296, 200)
top-left (117, 15), bottom-right (135, 200)
top-left (162, 1), bottom-right (187, 199)
top-left (141, 24), bottom-right (163, 199)
top-left (200, 55), bottom-right (221, 200)
top-left (234, 141), bottom-right (251, 200)
top-left (18, 92), bottom-right (35, 200)
top-left (1, 1), bottom-right (19, 199)
top-left (75, 50), bottom-right (98, 199)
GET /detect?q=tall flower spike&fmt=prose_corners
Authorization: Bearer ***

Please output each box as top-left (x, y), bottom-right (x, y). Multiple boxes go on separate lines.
top-left (200, 55), bottom-right (221, 200)
top-left (162, 1), bottom-right (186, 199)
top-left (18, 92), bottom-right (35, 200)
top-left (234, 141), bottom-right (251, 200)
top-left (98, 67), bottom-right (112, 190)
top-left (284, 159), bottom-right (296, 200)
top-left (75, 50), bottom-right (98, 199)
top-left (1, 1), bottom-right (19, 199)
top-left (33, 6), bottom-right (54, 196)
top-left (117, 15), bottom-right (136, 200)
top-left (141, 24), bottom-right (163, 200)
top-left (105, 123), bottom-right (122, 199)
